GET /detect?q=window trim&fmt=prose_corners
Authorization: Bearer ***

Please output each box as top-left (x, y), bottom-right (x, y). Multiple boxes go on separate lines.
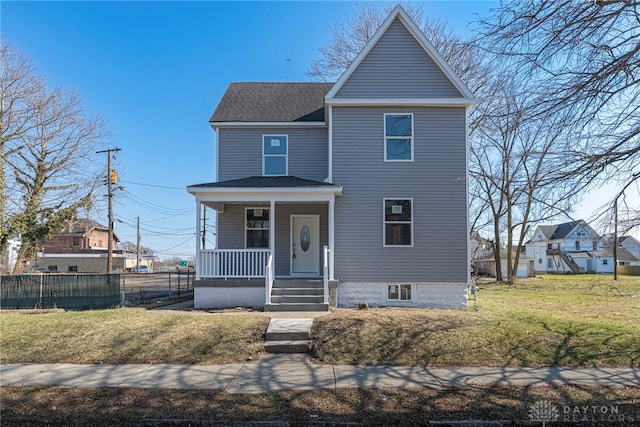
top-left (262, 134), bottom-right (288, 176)
top-left (383, 198), bottom-right (414, 247)
top-left (387, 284), bottom-right (413, 301)
top-left (383, 113), bottom-right (414, 162)
top-left (245, 207), bottom-right (270, 249)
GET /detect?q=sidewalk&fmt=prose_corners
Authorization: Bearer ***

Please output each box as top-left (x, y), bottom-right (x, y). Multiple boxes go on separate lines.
top-left (2, 356), bottom-right (638, 393)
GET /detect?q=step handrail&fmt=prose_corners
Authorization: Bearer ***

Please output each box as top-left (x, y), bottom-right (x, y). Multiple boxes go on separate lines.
top-left (323, 245), bottom-right (329, 305)
top-left (265, 254), bottom-right (274, 305)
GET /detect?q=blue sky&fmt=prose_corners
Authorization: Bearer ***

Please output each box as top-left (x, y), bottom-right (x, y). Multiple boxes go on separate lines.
top-left (3, 1), bottom-right (497, 259)
top-left (7, 1), bottom-right (629, 258)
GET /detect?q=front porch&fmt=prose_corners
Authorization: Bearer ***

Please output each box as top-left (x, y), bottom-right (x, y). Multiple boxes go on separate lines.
top-left (187, 176), bottom-right (343, 310)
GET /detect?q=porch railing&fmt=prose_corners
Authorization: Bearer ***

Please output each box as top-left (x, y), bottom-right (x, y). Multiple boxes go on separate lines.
top-left (198, 249), bottom-right (271, 279)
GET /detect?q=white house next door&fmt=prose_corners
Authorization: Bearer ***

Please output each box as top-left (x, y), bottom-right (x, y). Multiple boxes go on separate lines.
top-left (291, 215), bottom-right (320, 276)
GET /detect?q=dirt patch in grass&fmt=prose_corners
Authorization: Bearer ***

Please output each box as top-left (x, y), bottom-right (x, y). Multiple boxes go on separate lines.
top-left (0, 308), bottom-right (269, 364)
top-left (2, 385), bottom-right (639, 426)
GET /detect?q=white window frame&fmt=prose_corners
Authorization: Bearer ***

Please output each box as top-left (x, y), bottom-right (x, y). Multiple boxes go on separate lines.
top-left (387, 284), bottom-right (413, 301)
top-left (262, 135), bottom-right (288, 176)
top-left (245, 207), bottom-right (270, 249)
top-left (383, 198), bottom-right (414, 247)
top-left (383, 113), bottom-right (414, 162)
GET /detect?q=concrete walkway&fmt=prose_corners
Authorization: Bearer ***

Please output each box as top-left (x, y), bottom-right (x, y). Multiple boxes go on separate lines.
top-left (2, 358), bottom-right (638, 393)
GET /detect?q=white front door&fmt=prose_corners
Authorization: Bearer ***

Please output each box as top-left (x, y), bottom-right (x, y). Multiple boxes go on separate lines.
top-left (291, 215), bottom-right (320, 276)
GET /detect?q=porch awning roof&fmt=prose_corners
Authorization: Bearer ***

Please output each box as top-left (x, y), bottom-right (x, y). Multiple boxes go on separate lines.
top-left (187, 176), bottom-right (343, 205)
top-left (188, 176), bottom-right (340, 189)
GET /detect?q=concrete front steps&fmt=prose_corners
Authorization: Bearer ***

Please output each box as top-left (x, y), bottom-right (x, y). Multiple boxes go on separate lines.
top-left (264, 318), bottom-right (313, 354)
top-left (264, 279), bottom-right (329, 312)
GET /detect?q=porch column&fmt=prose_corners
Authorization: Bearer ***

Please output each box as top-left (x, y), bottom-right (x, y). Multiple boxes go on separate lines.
top-left (328, 198), bottom-right (335, 280)
top-left (270, 199), bottom-right (276, 260)
top-left (195, 199), bottom-right (201, 280)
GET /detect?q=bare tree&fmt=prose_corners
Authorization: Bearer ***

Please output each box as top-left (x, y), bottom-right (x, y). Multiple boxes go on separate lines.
top-left (470, 68), bottom-right (583, 283)
top-left (477, 0), bottom-right (640, 230)
top-left (118, 240), bottom-right (155, 256)
top-left (1, 42), bottom-right (107, 273)
top-left (0, 44), bottom-right (45, 254)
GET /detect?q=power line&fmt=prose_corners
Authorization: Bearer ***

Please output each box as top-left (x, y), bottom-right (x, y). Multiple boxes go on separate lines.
top-left (121, 180), bottom-right (186, 190)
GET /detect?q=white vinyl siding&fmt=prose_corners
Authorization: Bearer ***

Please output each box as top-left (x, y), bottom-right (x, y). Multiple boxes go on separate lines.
top-left (383, 198), bottom-right (413, 247)
top-left (262, 135), bottom-right (288, 176)
top-left (384, 113), bottom-right (413, 161)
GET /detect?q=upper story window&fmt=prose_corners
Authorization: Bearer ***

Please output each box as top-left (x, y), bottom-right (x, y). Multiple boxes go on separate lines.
top-left (384, 113), bottom-right (413, 162)
top-left (263, 135), bottom-right (288, 176)
top-left (384, 198), bottom-right (413, 247)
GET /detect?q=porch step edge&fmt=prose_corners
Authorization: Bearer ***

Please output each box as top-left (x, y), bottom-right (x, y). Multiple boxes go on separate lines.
top-left (271, 288), bottom-right (324, 296)
top-left (270, 296), bottom-right (324, 304)
top-left (264, 340), bottom-right (310, 354)
top-left (264, 303), bottom-right (329, 312)
top-left (273, 280), bottom-right (324, 289)
top-left (265, 331), bottom-right (310, 341)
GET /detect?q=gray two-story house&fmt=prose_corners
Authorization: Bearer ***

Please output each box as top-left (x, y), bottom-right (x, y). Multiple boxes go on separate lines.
top-left (188, 6), bottom-right (474, 311)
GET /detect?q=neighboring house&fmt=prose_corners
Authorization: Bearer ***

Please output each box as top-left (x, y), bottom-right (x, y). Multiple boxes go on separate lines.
top-left (600, 236), bottom-right (640, 267)
top-left (42, 219), bottom-right (117, 253)
top-left (524, 219), bottom-right (610, 274)
top-left (187, 6), bottom-right (474, 311)
top-left (1, 233), bottom-right (21, 274)
top-left (619, 236), bottom-right (640, 265)
top-left (37, 218), bottom-right (153, 273)
top-left (473, 249), bottom-right (535, 279)
top-left (525, 220), bottom-right (600, 273)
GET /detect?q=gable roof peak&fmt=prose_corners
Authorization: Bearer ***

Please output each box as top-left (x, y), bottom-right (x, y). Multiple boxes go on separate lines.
top-left (325, 4), bottom-right (474, 101)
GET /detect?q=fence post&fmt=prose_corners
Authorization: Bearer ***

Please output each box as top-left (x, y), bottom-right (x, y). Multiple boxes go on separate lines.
top-left (38, 275), bottom-right (43, 308)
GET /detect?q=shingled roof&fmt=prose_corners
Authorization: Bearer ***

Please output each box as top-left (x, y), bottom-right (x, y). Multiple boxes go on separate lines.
top-left (210, 82), bottom-right (334, 123)
top-left (189, 176), bottom-right (340, 188)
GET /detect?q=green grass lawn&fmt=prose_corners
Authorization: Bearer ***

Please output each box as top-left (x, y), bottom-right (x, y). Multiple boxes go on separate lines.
top-left (1, 274), bottom-right (638, 367)
top-left (311, 275), bottom-right (640, 367)
top-left (0, 309), bottom-right (269, 364)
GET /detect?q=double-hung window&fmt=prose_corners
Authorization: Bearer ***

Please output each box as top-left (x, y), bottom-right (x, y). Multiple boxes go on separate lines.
top-left (384, 198), bottom-right (413, 246)
top-left (246, 208), bottom-right (270, 248)
top-left (384, 113), bottom-right (413, 161)
top-left (263, 135), bottom-right (287, 176)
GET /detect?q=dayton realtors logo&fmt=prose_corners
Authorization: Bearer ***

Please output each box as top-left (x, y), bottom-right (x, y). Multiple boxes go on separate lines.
top-left (529, 400), bottom-right (635, 425)
top-left (529, 400), bottom-right (559, 426)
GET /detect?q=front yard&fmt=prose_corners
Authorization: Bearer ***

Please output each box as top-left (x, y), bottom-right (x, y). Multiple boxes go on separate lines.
top-left (0, 274), bottom-right (638, 367)
top-left (312, 275), bottom-right (640, 367)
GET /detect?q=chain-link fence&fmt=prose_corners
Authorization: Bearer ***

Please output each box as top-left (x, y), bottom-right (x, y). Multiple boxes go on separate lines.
top-left (122, 272), bottom-right (194, 305)
top-left (0, 274), bottom-right (123, 310)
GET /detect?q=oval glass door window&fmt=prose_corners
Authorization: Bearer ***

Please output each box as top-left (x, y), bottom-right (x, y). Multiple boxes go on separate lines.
top-left (300, 225), bottom-right (311, 252)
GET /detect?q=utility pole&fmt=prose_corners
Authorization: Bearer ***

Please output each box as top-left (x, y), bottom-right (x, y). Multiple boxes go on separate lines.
top-left (96, 147), bottom-right (121, 274)
top-left (614, 199), bottom-right (618, 281)
top-left (612, 173), bottom-right (640, 281)
top-left (136, 216), bottom-right (141, 272)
